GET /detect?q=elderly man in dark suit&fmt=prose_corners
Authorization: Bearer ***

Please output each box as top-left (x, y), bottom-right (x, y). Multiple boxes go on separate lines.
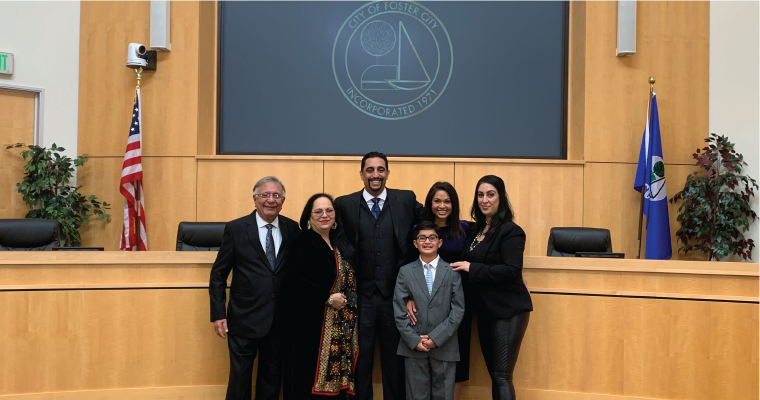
top-left (209, 176), bottom-right (300, 400)
top-left (334, 152), bottom-right (424, 400)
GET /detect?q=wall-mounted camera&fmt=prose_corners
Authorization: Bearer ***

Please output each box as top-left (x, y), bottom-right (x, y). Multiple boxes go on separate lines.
top-left (126, 43), bottom-right (157, 71)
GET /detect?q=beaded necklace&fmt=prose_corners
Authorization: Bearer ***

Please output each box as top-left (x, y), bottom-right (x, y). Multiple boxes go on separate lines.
top-left (468, 220), bottom-right (491, 251)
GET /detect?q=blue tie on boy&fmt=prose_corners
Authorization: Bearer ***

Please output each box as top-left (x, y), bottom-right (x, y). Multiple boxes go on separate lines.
top-left (393, 221), bottom-right (465, 400)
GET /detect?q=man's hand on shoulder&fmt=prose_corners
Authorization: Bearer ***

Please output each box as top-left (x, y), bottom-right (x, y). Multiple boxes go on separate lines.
top-left (213, 319), bottom-right (228, 339)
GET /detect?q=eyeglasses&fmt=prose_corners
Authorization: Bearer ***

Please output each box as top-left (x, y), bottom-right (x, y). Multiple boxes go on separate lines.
top-left (312, 208), bottom-right (335, 216)
top-left (415, 235), bottom-right (440, 242)
top-left (254, 193), bottom-right (284, 200)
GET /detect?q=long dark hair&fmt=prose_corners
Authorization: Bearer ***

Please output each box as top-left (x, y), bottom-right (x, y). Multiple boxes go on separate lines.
top-left (299, 193), bottom-right (354, 261)
top-left (470, 175), bottom-right (514, 241)
top-left (422, 182), bottom-right (465, 240)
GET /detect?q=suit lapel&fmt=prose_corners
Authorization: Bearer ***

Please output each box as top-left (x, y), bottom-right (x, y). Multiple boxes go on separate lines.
top-left (245, 212), bottom-right (271, 269)
top-left (387, 189), bottom-right (401, 245)
top-left (430, 261), bottom-right (449, 299)
top-left (274, 218), bottom-right (290, 272)
top-left (353, 190), bottom-right (363, 245)
top-left (412, 259), bottom-right (430, 300)
top-left (480, 227), bottom-right (499, 258)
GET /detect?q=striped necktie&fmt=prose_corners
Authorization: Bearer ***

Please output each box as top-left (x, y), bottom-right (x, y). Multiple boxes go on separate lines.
top-left (265, 224), bottom-right (276, 270)
top-left (424, 264), bottom-right (433, 295)
top-left (371, 198), bottom-right (381, 219)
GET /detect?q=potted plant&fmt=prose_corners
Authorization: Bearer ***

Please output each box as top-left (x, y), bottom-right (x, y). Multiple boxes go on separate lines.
top-left (669, 134), bottom-right (757, 260)
top-left (5, 143), bottom-right (111, 247)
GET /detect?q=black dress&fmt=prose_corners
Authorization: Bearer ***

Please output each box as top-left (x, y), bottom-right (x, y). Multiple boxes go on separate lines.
top-left (283, 230), bottom-right (358, 399)
top-left (436, 221), bottom-right (474, 383)
top-left (436, 221), bottom-right (471, 264)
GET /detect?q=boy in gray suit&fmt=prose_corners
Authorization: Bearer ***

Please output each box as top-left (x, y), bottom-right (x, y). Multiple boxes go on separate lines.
top-left (393, 221), bottom-right (465, 400)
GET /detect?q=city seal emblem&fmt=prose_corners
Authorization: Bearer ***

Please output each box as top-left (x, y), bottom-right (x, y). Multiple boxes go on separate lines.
top-left (333, 1), bottom-right (453, 120)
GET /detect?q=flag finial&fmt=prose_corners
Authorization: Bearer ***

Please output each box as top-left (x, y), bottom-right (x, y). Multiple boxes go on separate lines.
top-left (134, 67), bottom-right (143, 89)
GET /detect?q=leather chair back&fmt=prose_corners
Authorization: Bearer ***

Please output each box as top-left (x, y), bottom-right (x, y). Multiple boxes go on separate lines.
top-left (176, 222), bottom-right (226, 251)
top-left (0, 218), bottom-right (61, 251)
top-left (547, 227), bottom-right (612, 257)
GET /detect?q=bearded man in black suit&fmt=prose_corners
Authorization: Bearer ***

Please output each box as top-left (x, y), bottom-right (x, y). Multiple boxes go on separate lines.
top-left (209, 176), bottom-right (300, 400)
top-left (334, 152), bottom-right (424, 400)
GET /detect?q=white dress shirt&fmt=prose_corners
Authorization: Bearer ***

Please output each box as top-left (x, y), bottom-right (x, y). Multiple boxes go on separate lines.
top-left (255, 212), bottom-right (281, 256)
top-left (420, 255), bottom-right (441, 280)
top-left (362, 188), bottom-right (388, 212)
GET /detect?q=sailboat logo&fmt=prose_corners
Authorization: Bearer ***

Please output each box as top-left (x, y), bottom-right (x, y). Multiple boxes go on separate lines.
top-left (360, 20), bottom-right (430, 91)
top-left (333, 1), bottom-right (453, 120)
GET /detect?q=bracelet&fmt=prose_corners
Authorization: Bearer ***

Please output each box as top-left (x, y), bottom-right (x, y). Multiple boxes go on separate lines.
top-left (327, 294), bottom-right (334, 305)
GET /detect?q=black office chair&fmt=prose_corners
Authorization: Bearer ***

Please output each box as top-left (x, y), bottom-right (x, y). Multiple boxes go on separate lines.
top-left (546, 227), bottom-right (613, 257)
top-left (0, 218), bottom-right (61, 251)
top-left (176, 222), bottom-right (226, 251)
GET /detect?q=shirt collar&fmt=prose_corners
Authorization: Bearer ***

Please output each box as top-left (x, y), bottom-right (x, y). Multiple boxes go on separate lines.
top-left (255, 211), bottom-right (279, 229)
top-left (420, 255), bottom-right (440, 269)
top-left (362, 188), bottom-right (387, 203)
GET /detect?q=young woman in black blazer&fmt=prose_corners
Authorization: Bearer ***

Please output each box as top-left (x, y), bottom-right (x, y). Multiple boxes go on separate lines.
top-left (451, 175), bottom-right (532, 400)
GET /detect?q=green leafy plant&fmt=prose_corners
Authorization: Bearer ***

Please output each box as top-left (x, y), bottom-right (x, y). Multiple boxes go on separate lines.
top-left (5, 143), bottom-right (111, 247)
top-left (669, 134), bottom-right (757, 260)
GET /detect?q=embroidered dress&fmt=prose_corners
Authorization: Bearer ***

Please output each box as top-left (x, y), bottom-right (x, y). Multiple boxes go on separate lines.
top-left (313, 248), bottom-right (359, 395)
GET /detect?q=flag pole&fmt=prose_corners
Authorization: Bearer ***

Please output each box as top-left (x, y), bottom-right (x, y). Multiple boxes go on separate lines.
top-left (134, 68), bottom-right (143, 252)
top-left (637, 76), bottom-right (655, 259)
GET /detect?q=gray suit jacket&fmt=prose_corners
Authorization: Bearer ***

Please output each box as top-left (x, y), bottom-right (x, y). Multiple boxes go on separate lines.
top-left (393, 258), bottom-right (465, 361)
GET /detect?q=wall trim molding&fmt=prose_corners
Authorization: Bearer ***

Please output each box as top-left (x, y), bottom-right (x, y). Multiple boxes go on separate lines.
top-left (530, 288), bottom-right (759, 304)
top-left (516, 388), bottom-right (676, 400)
top-left (0, 386), bottom-right (685, 400)
top-left (0, 385), bottom-right (226, 400)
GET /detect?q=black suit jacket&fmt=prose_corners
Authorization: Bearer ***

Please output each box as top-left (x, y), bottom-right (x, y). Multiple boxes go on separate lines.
top-left (334, 188), bottom-right (423, 283)
top-left (209, 211), bottom-right (300, 338)
top-left (465, 221), bottom-right (533, 319)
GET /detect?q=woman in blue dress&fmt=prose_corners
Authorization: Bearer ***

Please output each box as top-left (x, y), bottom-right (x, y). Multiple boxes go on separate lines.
top-left (406, 181), bottom-right (472, 399)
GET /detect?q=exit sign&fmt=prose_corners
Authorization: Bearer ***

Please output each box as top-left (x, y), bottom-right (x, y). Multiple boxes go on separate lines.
top-left (0, 53), bottom-right (14, 75)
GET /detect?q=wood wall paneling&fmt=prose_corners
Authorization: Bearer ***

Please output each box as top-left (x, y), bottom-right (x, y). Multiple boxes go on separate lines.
top-left (515, 294), bottom-right (759, 400)
top-left (197, 1), bottom-right (217, 156)
top-left (2, 293), bottom-right (752, 399)
top-left (0, 90), bottom-right (35, 219)
top-left (0, 289), bottom-right (228, 395)
top-left (583, 162), bottom-right (705, 260)
top-left (0, 256), bottom-right (755, 399)
top-left (323, 160), bottom-right (456, 204)
top-left (566, 1), bottom-right (586, 161)
top-left (524, 269), bottom-right (758, 299)
top-left (78, 157), bottom-right (197, 250)
top-left (454, 163), bottom-right (585, 256)
top-left (76, 157), bottom-right (122, 249)
top-left (583, 1), bottom-right (710, 164)
top-left (140, 157), bottom-right (198, 249)
top-left (0, 387), bottom-right (742, 400)
top-left (196, 159), bottom-right (324, 223)
top-left (78, 1), bottom-right (200, 157)
top-left (0, 386), bottom-right (227, 400)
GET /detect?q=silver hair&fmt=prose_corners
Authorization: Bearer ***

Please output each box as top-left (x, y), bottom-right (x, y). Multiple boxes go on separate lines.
top-left (253, 176), bottom-right (286, 197)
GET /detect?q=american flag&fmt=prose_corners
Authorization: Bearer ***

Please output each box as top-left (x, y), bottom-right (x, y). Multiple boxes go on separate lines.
top-left (119, 87), bottom-right (148, 251)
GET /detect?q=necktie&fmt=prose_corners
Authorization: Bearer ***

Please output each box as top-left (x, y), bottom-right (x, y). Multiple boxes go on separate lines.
top-left (371, 198), bottom-right (381, 219)
top-left (424, 264), bottom-right (434, 295)
top-left (265, 224), bottom-right (276, 270)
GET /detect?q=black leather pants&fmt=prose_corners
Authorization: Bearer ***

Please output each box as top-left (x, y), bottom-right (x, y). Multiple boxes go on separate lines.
top-left (477, 312), bottom-right (530, 400)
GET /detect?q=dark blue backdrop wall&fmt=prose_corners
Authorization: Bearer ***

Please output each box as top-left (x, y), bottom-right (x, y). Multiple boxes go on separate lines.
top-left (218, 1), bottom-right (567, 158)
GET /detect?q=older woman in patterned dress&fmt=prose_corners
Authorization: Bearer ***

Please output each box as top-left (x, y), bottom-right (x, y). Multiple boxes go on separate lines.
top-left (283, 193), bottom-right (358, 400)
